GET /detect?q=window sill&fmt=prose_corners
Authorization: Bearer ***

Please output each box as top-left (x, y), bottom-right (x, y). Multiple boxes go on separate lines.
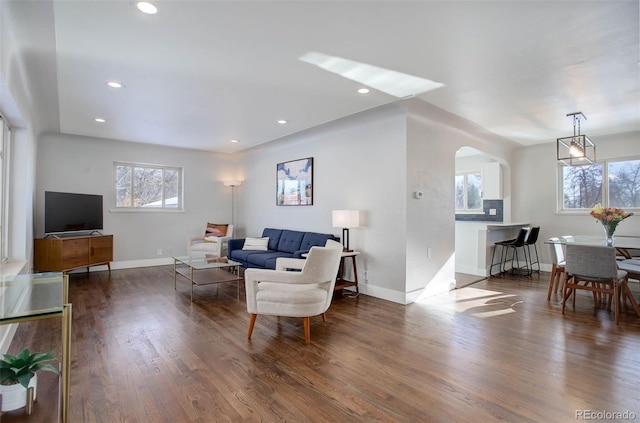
top-left (109, 208), bottom-right (186, 213)
top-left (0, 261), bottom-right (29, 277)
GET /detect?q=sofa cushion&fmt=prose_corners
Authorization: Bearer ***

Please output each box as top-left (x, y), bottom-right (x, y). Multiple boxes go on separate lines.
top-left (230, 249), bottom-right (269, 264)
top-left (277, 230), bottom-right (305, 254)
top-left (262, 228), bottom-right (284, 251)
top-left (250, 252), bottom-right (294, 269)
top-left (300, 232), bottom-right (335, 252)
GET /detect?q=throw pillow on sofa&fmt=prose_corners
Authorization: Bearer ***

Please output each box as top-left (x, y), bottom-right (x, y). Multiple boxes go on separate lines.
top-left (204, 223), bottom-right (228, 241)
top-left (243, 237), bottom-right (270, 251)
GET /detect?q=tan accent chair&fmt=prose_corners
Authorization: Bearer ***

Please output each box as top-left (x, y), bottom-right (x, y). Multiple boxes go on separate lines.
top-left (187, 224), bottom-right (234, 258)
top-left (244, 239), bottom-right (343, 344)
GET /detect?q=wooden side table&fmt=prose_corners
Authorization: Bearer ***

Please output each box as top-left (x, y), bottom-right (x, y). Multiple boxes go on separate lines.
top-left (335, 251), bottom-right (360, 294)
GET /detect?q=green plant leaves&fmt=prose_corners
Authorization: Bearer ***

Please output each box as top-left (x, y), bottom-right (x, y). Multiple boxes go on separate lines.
top-left (0, 348), bottom-right (59, 389)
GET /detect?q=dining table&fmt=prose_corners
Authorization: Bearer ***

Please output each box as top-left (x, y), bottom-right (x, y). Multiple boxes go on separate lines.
top-left (546, 235), bottom-right (640, 254)
top-left (546, 235), bottom-right (640, 317)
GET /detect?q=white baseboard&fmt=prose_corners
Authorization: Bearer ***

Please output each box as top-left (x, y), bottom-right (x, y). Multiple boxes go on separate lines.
top-left (67, 257), bottom-right (175, 274)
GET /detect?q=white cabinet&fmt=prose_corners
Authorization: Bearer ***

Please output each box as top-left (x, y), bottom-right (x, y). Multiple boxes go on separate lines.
top-left (481, 162), bottom-right (503, 200)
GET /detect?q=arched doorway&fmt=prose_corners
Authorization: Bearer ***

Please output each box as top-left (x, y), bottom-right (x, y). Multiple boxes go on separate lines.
top-left (454, 147), bottom-right (506, 287)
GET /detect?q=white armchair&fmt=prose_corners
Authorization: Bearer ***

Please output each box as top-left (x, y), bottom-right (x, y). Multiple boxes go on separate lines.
top-left (187, 224), bottom-right (234, 258)
top-left (244, 239), bottom-right (343, 344)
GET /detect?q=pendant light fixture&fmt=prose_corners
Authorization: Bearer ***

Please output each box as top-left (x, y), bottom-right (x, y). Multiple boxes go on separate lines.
top-left (557, 112), bottom-right (596, 165)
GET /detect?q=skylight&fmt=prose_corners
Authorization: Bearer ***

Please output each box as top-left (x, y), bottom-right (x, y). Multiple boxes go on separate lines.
top-left (299, 52), bottom-right (444, 98)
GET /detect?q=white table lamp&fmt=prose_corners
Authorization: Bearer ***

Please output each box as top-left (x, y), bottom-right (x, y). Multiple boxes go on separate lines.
top-left (332, 210), bottom-right (360, 252)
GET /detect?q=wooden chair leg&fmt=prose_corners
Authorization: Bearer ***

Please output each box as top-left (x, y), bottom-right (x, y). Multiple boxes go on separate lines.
top-left (248, 314), bottom-right (257, 339)
top-left (303, 316), bottom-right (310, 344)
top-left (561, 277), bottom-right (573, 314)
top-left (321, 312), bottom-right (326, 322)
top-left (623, 282), bottom-right (640, 317)
top-left (614, 283), bottom-right (620, 324)
top-left (557, 270), bottom-right (565, 294)
top-left (547, 265), bottom-right (557, 300)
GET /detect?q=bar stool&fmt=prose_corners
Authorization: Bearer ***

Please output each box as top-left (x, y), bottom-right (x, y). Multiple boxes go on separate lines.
top-left (489, 227), bottom-right (530, 276)
top-left (524, 226), bottom-right (540, 274)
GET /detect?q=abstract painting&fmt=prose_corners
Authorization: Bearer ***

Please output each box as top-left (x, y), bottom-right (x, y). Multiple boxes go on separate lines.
top-left (276, 157), bottom-right (313, 206)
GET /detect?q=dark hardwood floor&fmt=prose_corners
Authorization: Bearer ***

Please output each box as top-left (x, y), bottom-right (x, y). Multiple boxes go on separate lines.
top-left (3, 266), bottom-right (640, 422)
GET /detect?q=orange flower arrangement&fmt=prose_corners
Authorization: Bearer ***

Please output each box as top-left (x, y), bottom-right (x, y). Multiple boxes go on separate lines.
top-left (590, 203), bottom-right (633, 245)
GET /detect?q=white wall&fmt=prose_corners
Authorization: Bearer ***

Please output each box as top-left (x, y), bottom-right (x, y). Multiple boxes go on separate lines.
top-left (512, 130), bottom-right (640, 268)
top-left (236, 103), bottom-right (410, 302)
top-left (235, 99), bottom-right (521, 304)
top-left (404, 99), bottom-right (517, 301)
top-left (0, 0), bottom-right (52, 352)
top-left (36, 133), bottom-right (237, 268)
top-left (8, 128), bottom-right (35, 262)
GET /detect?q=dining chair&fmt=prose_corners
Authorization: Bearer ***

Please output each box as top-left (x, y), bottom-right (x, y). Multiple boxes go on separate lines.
top-left (617, 258), bottom-right (640, 317)
top-left (546, 237), bottom-right (566, 300)
top-left (562, 244), bottom-right (628, 324)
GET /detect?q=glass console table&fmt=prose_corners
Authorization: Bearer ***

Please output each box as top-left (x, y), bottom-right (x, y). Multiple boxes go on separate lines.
top-left (0, 273), bottom-right (71, 422)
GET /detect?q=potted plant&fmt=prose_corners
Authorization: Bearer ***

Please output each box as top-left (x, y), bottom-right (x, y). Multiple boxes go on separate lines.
top-left (0, 348), bottom-right (59, 412)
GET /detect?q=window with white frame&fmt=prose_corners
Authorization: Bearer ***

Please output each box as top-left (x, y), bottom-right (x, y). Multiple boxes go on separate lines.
top-left (0, 116), bottom-right (9, 262)
top-left (114, 162), bottom-right (183, 210)
top-left (455, 172), bottom-right (482, 211)
top-left (560, 158), bottom-right (640, 210)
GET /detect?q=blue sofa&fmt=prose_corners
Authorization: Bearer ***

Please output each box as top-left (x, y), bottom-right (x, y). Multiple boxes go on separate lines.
top-left (228, 228), bottom-right (339, 269)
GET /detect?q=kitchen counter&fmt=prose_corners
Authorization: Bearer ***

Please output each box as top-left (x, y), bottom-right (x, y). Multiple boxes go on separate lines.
top-left (487, 222), bottom-right (530, 228)
top-left (455, 222), bottom-right (530, 278)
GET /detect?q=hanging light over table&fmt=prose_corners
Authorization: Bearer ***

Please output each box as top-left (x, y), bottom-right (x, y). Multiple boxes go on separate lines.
top-left (557, 112), bottom-right (596, 165)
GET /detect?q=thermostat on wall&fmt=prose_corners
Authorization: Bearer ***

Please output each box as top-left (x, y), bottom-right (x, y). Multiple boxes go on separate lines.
top-left (414, 191), bottom-right (424, 199)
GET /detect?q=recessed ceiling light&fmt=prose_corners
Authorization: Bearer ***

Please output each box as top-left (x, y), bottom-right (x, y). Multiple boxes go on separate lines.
top-left (277, 120), bottom-right (288, 124)
top-left (230, 139), bottom-right (239, 143)
top-left (136, 1), bottom-right (158, 14)
top-left (106, 81), bottom-right (124, 89)
top-left (358, 88), bottom-right (370, 94)
top-left (94, 118), bottom-right (106, 123)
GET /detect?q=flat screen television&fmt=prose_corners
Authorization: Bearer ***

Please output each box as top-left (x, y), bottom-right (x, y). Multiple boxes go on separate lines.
top-left (44, 191), bottom-right (104, 235)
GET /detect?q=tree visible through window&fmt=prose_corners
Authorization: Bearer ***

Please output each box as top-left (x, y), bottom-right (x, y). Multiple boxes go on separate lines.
top-left (560, 159), bottom-right (640, 210)
top-left (562, 163), bottom-right (603, 209)
top-left (114, 162), bottom-right (183, 209)
top-left (608, 159), bottom-right (640, 208)
top-left (455, 172), bottom-right (482, 211)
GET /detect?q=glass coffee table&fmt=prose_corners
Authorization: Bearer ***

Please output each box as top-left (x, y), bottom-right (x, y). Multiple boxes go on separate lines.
top-left (173, 255), bottom-right (242, 302)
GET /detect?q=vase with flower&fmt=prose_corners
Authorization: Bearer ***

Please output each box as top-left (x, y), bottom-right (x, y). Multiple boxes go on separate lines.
top-left (589, 203), bottom-right (634, 246)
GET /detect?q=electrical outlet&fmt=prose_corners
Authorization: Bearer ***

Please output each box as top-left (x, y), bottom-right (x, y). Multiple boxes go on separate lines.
top-left (157, 249), bottom-right (162, 256)
top-left (427, 247), bottom-right (432, 258)
top-left (489, 208), bottom-right (497, 216)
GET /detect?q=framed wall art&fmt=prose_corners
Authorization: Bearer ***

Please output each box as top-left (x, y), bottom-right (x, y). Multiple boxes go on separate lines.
top-left (276, 157), bottom-right (313, 206)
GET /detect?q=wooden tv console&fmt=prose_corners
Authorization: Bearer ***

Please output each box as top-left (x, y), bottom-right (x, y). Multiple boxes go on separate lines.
top-left (35, 234), bottom-right (113, 274)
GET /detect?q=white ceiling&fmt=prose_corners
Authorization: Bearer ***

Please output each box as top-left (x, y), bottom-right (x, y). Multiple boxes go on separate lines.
top-left (4, 1), bottom-right (639, 153)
